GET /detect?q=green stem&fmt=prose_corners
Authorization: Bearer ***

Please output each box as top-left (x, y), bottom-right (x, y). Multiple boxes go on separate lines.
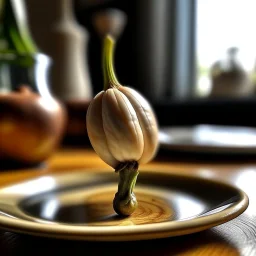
top-left (0, 0), bottom-right (38, 55)
top-left (113, 161), bottom-right (139, 216)
top-left (103, 35), bottom-right (120, 90)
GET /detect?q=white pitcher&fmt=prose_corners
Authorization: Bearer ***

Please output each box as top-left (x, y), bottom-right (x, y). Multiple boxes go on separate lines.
top-left (25, 0), bottom-right (92, 101)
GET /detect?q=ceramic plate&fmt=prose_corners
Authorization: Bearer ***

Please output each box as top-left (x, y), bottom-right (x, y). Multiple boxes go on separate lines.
top-left (159, 125), bottom-right (256, 154)
top-left (0, 169), bottom-right (248, 241)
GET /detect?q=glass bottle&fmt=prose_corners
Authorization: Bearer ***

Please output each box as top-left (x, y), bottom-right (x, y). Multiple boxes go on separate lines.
top-left (0, 0), bottom-right (66, 167)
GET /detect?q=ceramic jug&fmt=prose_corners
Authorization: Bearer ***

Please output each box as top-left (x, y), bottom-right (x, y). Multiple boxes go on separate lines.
top-left (209, 47), bottom-right (253, 97)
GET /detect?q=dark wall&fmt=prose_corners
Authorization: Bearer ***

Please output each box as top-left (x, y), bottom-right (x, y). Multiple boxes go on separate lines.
top-left (74, 0), bottom-right (138, 96)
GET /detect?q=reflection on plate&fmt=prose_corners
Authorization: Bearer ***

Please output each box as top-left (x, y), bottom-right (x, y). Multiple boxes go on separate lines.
top-left (0, 170), bottom-right (248, 241)
top-left (159, 125), bottom-right (256, 154)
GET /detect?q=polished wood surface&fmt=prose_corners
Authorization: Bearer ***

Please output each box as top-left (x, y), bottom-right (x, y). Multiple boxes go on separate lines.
top-left (0, 148), bottom-right (256, 255)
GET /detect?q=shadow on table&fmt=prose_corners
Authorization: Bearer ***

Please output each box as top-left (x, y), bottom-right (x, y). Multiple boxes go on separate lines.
top-left (0, 160), bottom-right (47, 172)
top-left (0, 228), bottom-right (240, 256)
top-left (155, 148), bottom-right (256, 164)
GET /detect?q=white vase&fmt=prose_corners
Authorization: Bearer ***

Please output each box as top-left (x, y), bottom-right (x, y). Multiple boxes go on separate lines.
top-left (25, 0), bottom-right (93, 101)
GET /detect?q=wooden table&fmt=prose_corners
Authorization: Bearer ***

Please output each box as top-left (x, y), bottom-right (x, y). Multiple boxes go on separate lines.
top-left (0, 148), bottom-right (255, 256)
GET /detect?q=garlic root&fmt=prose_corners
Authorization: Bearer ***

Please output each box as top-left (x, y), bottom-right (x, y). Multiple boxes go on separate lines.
top-left (113, 161), bottom-right (139, 216)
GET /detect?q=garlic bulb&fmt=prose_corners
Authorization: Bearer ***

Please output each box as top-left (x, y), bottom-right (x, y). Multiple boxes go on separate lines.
top-left (86, 35), bottom-right (159, 216)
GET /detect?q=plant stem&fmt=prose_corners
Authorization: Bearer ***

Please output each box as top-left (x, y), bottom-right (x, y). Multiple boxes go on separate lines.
top-left (113, 161), bottom-right (139, 216)
top-left (1, 0), bottom-right (37, 55)
top-left (103, 35), bottom-right (120, 90)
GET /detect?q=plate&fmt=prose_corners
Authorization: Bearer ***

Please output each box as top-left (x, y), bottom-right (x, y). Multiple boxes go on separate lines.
top-left (159, 125), bottom-right (256, 154)
top-left (0, 169), bottom-right (248, 241)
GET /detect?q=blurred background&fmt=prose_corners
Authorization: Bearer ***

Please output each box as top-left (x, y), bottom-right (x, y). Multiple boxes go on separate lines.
top-left (1, 0), bottom-right (256, 164)
top-left (25, 0), bottom-right (256, 128)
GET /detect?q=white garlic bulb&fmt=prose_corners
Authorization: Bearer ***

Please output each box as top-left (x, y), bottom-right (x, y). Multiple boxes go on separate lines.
top-left (86, 35), bottom-right (159, 216)
top-left (86, 86), bottom-right (159, 168)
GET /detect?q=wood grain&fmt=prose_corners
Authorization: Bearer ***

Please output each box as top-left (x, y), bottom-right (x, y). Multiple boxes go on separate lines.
top-left (0, 148), bottom-right (255, 256)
